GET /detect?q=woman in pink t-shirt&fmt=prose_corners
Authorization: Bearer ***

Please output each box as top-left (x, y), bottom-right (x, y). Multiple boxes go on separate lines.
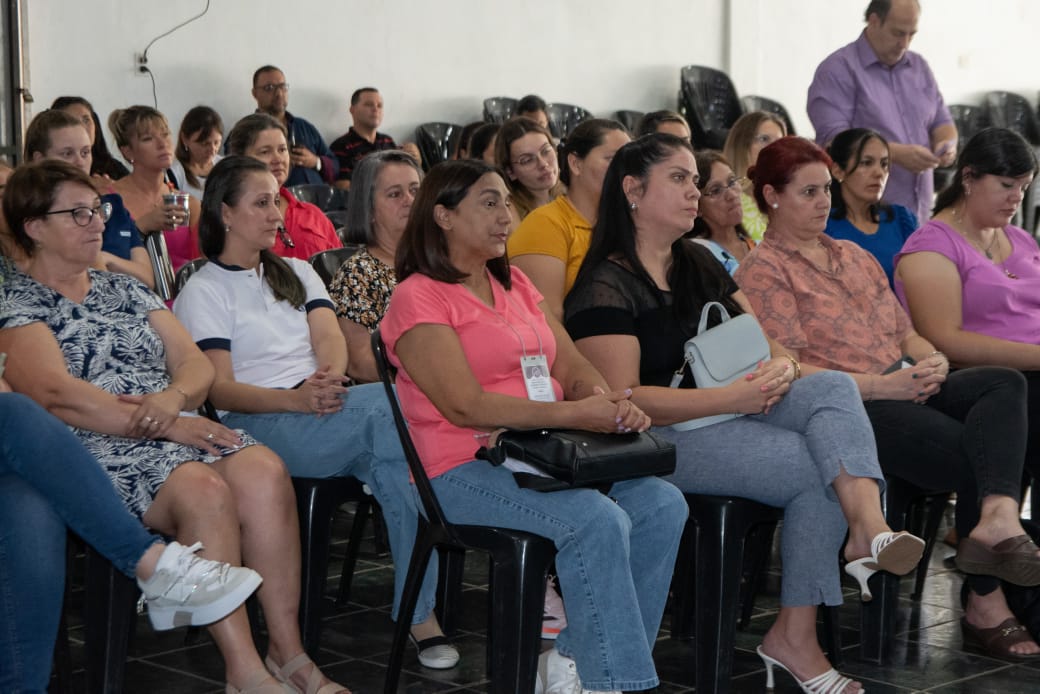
top-left (380, 159), bottom-right (687, 693)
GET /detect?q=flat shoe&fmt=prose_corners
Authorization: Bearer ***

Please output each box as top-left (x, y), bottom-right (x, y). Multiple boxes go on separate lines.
top-left (226, 670), bottom-right (290, 694)
top-left (409, 634), bottom-right (461, 669)
top-left (265, 653), bottom-right (348, 694)
top-left (955, 535), bottom-right (1040, 586)
top-left (961, 617), bottom-right (1040, 662)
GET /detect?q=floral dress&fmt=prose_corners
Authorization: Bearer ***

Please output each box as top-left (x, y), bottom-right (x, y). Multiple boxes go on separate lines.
top-left (328, 247), bottom-right (396, 331)
top-left (0, 269), bottom-right (256, 518)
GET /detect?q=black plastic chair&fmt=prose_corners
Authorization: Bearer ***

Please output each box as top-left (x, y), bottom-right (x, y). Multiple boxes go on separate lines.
top-left (982, 92), bottom-right (1040, 232)
top-left (483, 96), bottom-right (517, 124)
top-left (308, 245), bottom-right (361, 288)
top-left (936, 104), bottom-right (993, 196)
top-left (326, 187), bottom-right (349, 211)
top-left (78, 544), bottom-right (137, 693)
top-left (740, 95), bottom-right (797, 135)
top-left (288, 183), bottom-right (337, 210)
top-left (415, 122), bottom-right (463, 172)
top-left (546, 102), bottom-right (593, 140)
top-left (613, 110), bottom-right (645, 133)
top-left (173, 257), bottom-right (208, 297)
top-left (372, 329), bottom-right (556, 694)
top-left (858, 476), bottom-right (953, 663)
top-left (677, 65), bottom-right (744, 150)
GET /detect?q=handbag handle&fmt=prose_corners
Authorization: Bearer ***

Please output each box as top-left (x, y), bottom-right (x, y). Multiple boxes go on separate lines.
top-left (697, 301), bottom-right (732, 334)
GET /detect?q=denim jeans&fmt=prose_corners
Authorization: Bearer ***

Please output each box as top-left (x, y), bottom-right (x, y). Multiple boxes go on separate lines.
top-left (0, 393), bottom-right (158, 693)
top-left (866, 366), bottom-right (1028, 596)
top-left (432, 460), bottom-right (687, 691)
top-left (222, 382), bottom-right (436, 624)
top-left (654, 371), bottom-right (882, 607)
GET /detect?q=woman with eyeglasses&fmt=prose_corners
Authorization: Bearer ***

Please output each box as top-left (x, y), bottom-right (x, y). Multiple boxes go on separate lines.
top-left (825, 128), bottom-right (917, 287)
top-left (226, 114), bottom-right (342, 261)
top-left (108, 106), bottom-right (203, 273)
top-left (23, 109), bottom-right (155, 287)
top-left (689, 150), bottom-right (755, 275)
top-left (723, 111), bottom-right (788, 242)
top-left (494, 117), bottom-right (564, 222)
top-left (508, 119), bottom-right (630, 320)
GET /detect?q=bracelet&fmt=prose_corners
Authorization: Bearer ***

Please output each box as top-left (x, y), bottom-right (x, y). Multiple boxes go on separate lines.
top-left (927, 350), bottom-right (947, 362)
top-left (781, 354), bottom-right (801, 380)
top-left (171, 385), bottom-right (189, 407)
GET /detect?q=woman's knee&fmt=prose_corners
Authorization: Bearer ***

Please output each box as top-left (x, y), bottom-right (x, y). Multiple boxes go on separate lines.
top-left (162, 461), bottom-right (235, 512)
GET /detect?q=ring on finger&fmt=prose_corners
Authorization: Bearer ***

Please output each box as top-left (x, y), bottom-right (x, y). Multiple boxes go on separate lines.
top-left (149, 419), bottom-right (160, 427)
top-left (142, 416), bottom-right (153, 423)
top-left (206, 433), bottom-right (215, 441)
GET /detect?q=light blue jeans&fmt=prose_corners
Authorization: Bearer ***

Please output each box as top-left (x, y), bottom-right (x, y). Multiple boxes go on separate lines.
top-left (222, 382), bottom-right (436, 624)
top-left (654, 370), bottom-right (883, 607)
top-left (0, 393), bottom-right (158, 693)
top-left (432, 460), bottom-right (687, 691)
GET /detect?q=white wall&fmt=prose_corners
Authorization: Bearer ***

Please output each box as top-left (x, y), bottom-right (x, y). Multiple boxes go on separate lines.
top-left (25, 0), bottom-right (1040, 152)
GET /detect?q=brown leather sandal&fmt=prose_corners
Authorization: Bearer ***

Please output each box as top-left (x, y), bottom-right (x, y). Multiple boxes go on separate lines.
top-left (955, 535), bottom-right (1040, 586)
top-left (961, 617), bottom-right (1040, 661)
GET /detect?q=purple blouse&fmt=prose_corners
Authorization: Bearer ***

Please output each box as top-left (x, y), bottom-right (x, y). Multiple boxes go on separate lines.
top-left (894, 220), bottom-right (1040, 344)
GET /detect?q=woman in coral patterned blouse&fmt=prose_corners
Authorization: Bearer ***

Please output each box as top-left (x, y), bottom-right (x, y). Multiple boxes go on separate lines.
top-left (736, 136), bottom-right (1040, 659)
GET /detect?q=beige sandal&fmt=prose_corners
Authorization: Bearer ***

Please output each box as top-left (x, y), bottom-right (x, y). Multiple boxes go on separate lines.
top-left (265, 653), bottom-right (349, 694)
top-left (226, 670), bottom-right (290, 693)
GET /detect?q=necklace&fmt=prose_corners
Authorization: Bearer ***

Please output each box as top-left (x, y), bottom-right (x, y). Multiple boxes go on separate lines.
top-left (950, 207), bottom-right (1018, 279)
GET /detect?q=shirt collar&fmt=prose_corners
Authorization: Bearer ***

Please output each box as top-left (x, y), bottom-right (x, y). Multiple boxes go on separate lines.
top-left (762, 229), bottom-right (845, 265)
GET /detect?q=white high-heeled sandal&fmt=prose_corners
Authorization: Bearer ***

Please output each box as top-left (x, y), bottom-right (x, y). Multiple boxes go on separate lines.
top-left (845, 531), bottom-right (925, 601)
top-left (757, 645), bottom-right (861, 693)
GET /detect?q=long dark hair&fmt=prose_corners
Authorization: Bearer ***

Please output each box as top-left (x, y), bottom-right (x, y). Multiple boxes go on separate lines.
top-left (827, 128), bottom-right (894, 224)
top-left (175, 105), bottom-right (224, 190)
top-left (396, 159), bottom-right (511, 289)
top-left (50, 96), bottom-right (128, 180)
top-left (199, 156), bottom-right (305, 308)
top-left (572, 133), bottom-right (741, 324)
top-left (934, 127), bottom-right (1039, 215)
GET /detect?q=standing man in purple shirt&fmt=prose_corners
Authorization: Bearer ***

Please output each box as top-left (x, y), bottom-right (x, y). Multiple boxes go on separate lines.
top-left (807, 0), bottom-right (958, 222)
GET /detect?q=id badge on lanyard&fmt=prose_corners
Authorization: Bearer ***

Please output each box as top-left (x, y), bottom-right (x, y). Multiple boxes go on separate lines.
top-left (521, 354), bottom-right (556, 402)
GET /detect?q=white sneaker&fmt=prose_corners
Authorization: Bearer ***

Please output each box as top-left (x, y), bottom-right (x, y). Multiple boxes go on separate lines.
top-left (136, 541), bottom-right (262, 631)
top-left (542, 576), bottom-right (568, 640)
top-left (537, 648), bottom-right (580, 694)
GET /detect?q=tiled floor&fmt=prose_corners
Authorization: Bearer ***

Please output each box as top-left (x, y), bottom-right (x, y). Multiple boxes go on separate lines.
top-left (55, 502), bottom-right (1040, 693)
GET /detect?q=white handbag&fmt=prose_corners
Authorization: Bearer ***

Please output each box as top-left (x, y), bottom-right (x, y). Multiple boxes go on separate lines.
top-left (669, 301), bottom-right (771, 431)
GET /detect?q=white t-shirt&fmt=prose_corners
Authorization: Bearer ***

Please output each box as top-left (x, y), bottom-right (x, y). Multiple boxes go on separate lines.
top-left (173, 257), bottom-right (334, 390)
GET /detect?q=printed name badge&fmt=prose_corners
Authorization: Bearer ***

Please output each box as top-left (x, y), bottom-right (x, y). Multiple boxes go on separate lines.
top-left (521, 355), bottom-right (556, 402)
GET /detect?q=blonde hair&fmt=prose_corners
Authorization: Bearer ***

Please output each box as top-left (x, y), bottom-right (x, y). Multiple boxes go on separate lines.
top-left (108, 105), bottom-right (170, 149)
top-left (722, 111), bottom-right (787, 185)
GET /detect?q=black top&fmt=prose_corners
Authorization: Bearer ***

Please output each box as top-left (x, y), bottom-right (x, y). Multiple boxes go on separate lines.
top-left (565, 257), bottom-right (739, 388)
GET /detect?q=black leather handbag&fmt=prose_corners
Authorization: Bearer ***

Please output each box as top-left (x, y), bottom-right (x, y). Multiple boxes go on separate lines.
top-left (477, 428), bottom-right (676, 492)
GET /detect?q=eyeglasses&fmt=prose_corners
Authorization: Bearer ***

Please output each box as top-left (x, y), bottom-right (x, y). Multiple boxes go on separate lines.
top-left (511, 144), bottom-right (556, 170)
top-left (701, 176), bottom-right (746, 199)
top-left (258, 83), bottom-right (289, 94)
top-left (41, 202), bottom-right (112, 226)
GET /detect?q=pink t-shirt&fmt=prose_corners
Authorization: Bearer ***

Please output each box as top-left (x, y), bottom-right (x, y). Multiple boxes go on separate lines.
top-left (380, 268), bottom-right (563, 478)
top-left (894, 221), bottom-right (1040, 345)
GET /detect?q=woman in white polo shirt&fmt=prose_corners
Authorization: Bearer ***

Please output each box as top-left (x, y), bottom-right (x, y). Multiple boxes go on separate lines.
top-left (172, 156), bottom-right (459, 675)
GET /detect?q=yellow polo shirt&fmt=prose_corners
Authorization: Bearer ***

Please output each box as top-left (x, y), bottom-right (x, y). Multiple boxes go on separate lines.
top-left (508, 195), bottom-right (592, 295)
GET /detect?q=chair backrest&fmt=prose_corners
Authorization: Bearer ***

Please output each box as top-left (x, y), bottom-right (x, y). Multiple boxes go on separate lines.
top-left (483, 96), bottom-right (518, 124)
top-left (613, 110), bottom-right (645, 133)
top-left (371, 328), bottom-right (454, 532)
top-left (947, 103), bottom-right (991, 153)
top-left (288, 183), bottom-right (337, 210)
top-left (143, 232), bottom-right (176, 301)
top-left (740, 95), bottom-right (797, 136)
top-left (678, 65), bottom-right (744, 149)
top-left (415, 122), bottom-right (463, 171)
top-left (546, 102), bottom-right (593, 140)
top-left (174, 257), bottom-right (208, 297)
top-left (326, 187), bottom-right (349, 212)
top-left (983, 91), bottom-right (1040, 145)
top-left (309, 245), bottom-right (361, 287)
top-left (324, 209), bottom-right (349, 242)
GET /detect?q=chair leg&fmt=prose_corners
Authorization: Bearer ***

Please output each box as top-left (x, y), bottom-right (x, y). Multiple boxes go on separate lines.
top-left (819, 604), bottom-right (844, 668)
top-left (669, 519), bottom-right (697, 640)
top-left (336, 498), bottom-right (372, 607)
top-left (435, 547), bottom-right (466, 636)
top-left (692, 504), bottom-right (747, 694)
top-left (383, 522), bottom-right (437, 694)
top-left (84, 547), bottom-right (136, 694)
top-left (738, 521), bottom-right (778, 629)
top-left (485, 539), bottom-right (553, 694)
top-left (911, 495), bottom-right (948, 600)
top-left (294, 481), bottom-right (339, 654)
top-left (859, 482), bottom-right (913, 663)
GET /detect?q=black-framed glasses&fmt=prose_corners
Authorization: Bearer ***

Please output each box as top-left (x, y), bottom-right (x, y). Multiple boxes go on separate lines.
top-left (701, 176), bottom-right (746, 199)
top-left (259, 83), bottom-right (289, 94)
top-left (41, 202), bottom-right (112, 226)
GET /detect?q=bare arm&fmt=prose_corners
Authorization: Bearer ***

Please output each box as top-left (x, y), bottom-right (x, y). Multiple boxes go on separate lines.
top-left (339, 317), bottom-right (378, 384)
top-left (98, 246), bottom-right (156, 289)
top-left (898, 250), bottom-right (1040, 369)
top-left (512, 255), bottom-right (567, 322)
top-left (309, 306), bottom-right (349, 375)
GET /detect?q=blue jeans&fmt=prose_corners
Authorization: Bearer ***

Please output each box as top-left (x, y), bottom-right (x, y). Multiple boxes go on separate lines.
top-left (432, 461), bottom-right (687, 691)
top-left (654, 371), bottom-right (883, 608)
top-left (222, 382), bottom-right (436, 624)
top-left (0, 393), bottom-right (158, 693)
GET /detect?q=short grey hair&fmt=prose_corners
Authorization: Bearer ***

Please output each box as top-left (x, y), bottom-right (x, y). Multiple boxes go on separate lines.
top-left (344, 150), bottom-right (423, 244)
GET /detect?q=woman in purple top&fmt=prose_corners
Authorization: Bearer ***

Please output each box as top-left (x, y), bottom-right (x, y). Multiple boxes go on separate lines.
top-left (825, 128), bottom-right (917, 287)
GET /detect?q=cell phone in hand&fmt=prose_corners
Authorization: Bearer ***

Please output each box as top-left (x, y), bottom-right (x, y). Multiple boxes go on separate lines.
top-left (934, 140), bottom-right (954, 158)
